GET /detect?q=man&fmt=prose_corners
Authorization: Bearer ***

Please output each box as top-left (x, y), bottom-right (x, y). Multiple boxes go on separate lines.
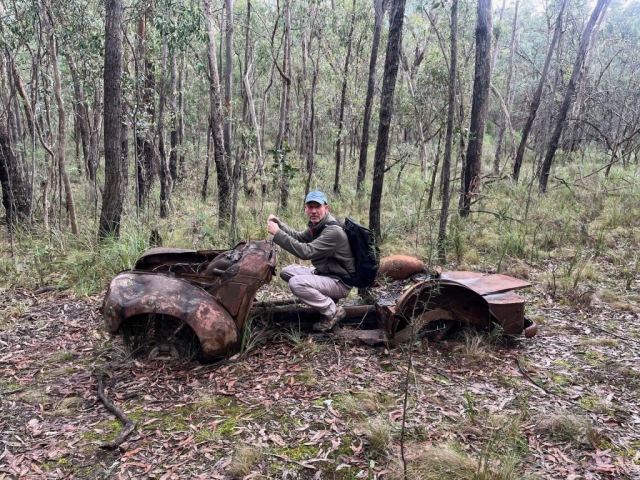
top-left (267, 191), bottom-right (355, 331)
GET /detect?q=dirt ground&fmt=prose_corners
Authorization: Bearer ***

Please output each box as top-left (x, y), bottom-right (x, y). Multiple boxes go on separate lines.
top-left (0, 278), bottom-right (639, 479)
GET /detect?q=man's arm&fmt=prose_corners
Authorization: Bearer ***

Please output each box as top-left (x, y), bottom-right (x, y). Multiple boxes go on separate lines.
top-left (272, 225), bottom-right (340, 261)
top-left (267, 215), bottom-right (312, 242)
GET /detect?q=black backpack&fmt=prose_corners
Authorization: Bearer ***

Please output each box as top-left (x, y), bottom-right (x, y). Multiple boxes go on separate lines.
top-left (315, 217), bottom-right (380, 288)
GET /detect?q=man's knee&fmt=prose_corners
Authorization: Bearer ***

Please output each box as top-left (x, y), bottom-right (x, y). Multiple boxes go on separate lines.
top-left (280, 265), bottom-right (296, 282)
top-left (288, 275), bottom-right (307, 295)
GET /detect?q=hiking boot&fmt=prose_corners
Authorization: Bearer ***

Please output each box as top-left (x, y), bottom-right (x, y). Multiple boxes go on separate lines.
top-left (313, 306), bottom-right (346, 332)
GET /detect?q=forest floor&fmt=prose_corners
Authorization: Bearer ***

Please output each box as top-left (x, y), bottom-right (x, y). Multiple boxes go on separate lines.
top-left (0, 267), bottom-right (639, 479)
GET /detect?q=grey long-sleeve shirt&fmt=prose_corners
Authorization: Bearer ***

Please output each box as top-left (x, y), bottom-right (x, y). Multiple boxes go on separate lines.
top-left (273, 213), bottom-right (355, 278)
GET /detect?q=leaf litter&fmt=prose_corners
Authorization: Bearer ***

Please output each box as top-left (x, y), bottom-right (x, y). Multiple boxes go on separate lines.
top-left (0, 282), bottom-right (639, 479)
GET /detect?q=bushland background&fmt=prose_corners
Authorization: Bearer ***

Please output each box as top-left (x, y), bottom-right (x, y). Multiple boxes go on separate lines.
top-left (0, 0), bottom-right (639, 478)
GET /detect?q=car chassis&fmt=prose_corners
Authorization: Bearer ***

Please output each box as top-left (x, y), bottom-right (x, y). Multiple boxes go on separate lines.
top-left (102, 240), bottom-right (538, 362)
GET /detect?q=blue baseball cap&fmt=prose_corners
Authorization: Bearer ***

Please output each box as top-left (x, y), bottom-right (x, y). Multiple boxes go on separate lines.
top-left (304, 191), bottom-right (328, 205)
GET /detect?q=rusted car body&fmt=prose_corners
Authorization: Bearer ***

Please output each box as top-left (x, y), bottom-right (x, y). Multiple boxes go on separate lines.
top-left (102, 240), bottom-right (277, 361)
top-left (103, 241), bottom-right (537, 361)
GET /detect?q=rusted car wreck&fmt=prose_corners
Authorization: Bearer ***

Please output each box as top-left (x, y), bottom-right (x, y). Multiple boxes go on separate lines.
top-left (102, 240), bottom-right (537, 362)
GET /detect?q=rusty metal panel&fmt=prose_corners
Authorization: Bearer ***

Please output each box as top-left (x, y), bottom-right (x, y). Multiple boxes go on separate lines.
top-left (484, 291), bottom-right (526, 334)
top-left (440, 272), bottom-right (531, 295)
top-left (102, 272), bottom-right (239, 359)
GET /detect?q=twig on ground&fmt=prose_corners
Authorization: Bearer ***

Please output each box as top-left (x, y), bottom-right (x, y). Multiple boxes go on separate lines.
top-left (516, 358), bottom-right (594, 413)
top-left (33, 286), bottom-right (61, 295)
top-left (266, 452), bottom-right (319, 470)
top-left (516, 358), bottom-right (551, 394)
top-left (572, 318), bottom-right (640, 346)
top-left (96, 371), bottom-right (137, 451)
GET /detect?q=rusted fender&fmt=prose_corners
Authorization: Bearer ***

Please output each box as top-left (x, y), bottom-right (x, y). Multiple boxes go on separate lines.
top-left (392, 271), bottom-right (536, 337)
top-left (102, 272), bottom-right (238, 360)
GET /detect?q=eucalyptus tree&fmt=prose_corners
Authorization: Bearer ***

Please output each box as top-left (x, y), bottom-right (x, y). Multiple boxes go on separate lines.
top-left (99, 0), bottom-right (126, 239)
top-left (539, 0), bottom-right (611, 193)
top-left (333, 0), bottom-right (357, 195)
top-left (369, 0), bottom-right (406, 240)
top-left (512, 0), bottom-right (565, 183)
top-left (44, 2), bottom-right (79, 234)
top-left (358, 0), bottom-right (386, 192)
top-left (134, 2), bottom-right (157, 211)
top-left (203, 0), bottom-right (232, 226)
top-left (0, 115), bottom-right (31, 226)
top-left (460, 0), bottom-right (491, 217)
top-left (491, 0), bottom-right (516, 174)
top-left (437, 0), bottom-right (458, 262)
top-left (575, 1), bottom-right (640, 174)
top-left (0, 11), bottom-right (33, 226)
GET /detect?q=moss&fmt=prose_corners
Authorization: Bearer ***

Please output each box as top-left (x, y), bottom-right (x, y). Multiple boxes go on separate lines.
top-left (380, 362), bottom-right (395, 373)
top-left (50, 351), bottom-right (76, 363)
top-left (550, 375), bottom-right (569, 386)
top-left (552, 359), bottom-right (572, 368)
top-left (295, 370), bottom-right (316, 385)
top-left (80, 419), bottom-right (123, 442)
top-left (273, 444), bottom-right (319, 461)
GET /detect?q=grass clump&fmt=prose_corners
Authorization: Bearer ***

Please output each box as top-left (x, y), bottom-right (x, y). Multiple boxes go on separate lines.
top-left (226, 445), bottom-right (263, 478)
top-left (458, 331), bottom-right (493, 365)
top-left (389, 442), bottom-right (524, 480)
top-left (535, 412), bottom-right (602, 447)
top-left (364, 418), bottom-right (393, 456)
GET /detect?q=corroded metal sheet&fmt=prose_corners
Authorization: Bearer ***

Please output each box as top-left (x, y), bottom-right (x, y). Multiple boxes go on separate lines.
top-left (103, 241), bottom-right (277, 361)
top-left (440, 272), bottom-right (531, 295)
top-left (102, 272), bottom-right (238, 360)
top-left (391, 272), bottom-right (533, 339)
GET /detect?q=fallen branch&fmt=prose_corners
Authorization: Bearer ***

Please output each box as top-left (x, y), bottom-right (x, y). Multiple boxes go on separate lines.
top-left (96, 371), bottom-right (137, 451)
top-left (266, 452), bottom-right (319, 470)
top-left (516, 359), bottom-right (594, 413)
top-left (572, 318), bottom-right (640, 346)
top-left (516, 358), bottom-right (551, 394)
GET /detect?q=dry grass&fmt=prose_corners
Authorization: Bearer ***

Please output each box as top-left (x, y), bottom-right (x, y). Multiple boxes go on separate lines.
top-left (458, 332), bottom-right (493, 365)
top-left (535, 412), bottom-right (601, 447)
top-left (226, 445), bottom-right (263, 478)
top-left (365, 418), bottom-right (393, 456)
top-left (389, 443), bottom-right (523, 480)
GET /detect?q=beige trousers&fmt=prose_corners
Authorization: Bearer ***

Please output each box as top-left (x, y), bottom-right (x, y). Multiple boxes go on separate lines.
top-left (280, 265), bottom-right (352, 317)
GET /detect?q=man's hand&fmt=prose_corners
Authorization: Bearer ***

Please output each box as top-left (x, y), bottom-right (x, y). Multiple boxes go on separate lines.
top-left (267, 215), bottom-right (280, 236)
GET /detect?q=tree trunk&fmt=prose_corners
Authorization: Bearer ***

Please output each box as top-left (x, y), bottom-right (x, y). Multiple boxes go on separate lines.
top-left (460, 0), bottom-right (492, 217)
top-left (178, 58), bottom-right (186, 180)
top-left (400, 49), bottom-right (428, 175)
top-left (203, 0), bottom-right (232, 226)
top-left (48, 25), bottom-right (79, 234)
top-left (492, 0), bottom-right (515, 174)
top-left (275, 0), bottom-right (292, 209)
top-left (437, 0), bottom-right (458, 262)
top-left (333, 0), bottom-right (357, 195)
top-left (539, 0), bottom-right (611, 193)
top-left (224, 0), bottom-right (234, 161)
top-left (357, 0), bottom-right (387, 192)
top-left (66, 56), bottom-right (92, 180)
top-left (135, 12), bottom-right (156, 211)
top-left (0, 116), bottom-right (30, 226)
top-left (158, 37), bottom-right (172, 218)
top-left (513, 0), bottom-right (563, 183)
top-left (369, 0), bottom-right (406, 240)
top-left (99, 0), bottom-right (125, 240)
top-left (169, 52), bottom-right (178, 182)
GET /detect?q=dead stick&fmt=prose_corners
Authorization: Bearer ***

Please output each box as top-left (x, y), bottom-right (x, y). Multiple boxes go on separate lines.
top-left (516, 359), bottom-right (594, 413)
top-left (571, 318), bottom-right (640, 346)
top-left (516, 358), bottom-right (551, 394)
top-left (97, 372), bottom-right (137, 450)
